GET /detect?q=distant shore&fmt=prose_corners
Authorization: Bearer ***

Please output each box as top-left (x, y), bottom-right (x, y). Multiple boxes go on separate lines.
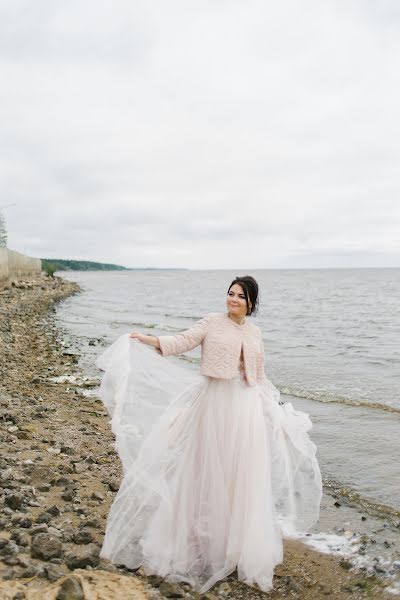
top-left (0, 274), bottom-right (390, 599)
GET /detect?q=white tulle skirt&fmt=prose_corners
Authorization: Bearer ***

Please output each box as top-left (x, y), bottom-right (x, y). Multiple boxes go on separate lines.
top-left (95, 334), bottom-right (322, 593)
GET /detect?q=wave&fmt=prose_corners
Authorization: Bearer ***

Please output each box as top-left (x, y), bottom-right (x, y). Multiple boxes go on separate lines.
top-left (163, 314), bottom-right (204, 321)
top-left (279, 385), bottom-right (400, 415)
top-left (122, 321), bottom-right (182, 332)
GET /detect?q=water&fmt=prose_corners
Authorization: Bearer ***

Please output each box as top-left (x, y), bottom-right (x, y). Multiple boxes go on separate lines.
top-left (53, 268), bottom-right (400, 586)
top-left (54, 268), bottom-right (400, 507)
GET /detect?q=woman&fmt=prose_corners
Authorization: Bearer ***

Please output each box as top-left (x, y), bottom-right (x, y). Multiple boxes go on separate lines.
top-left (95, 275), bottom-right (322, 593)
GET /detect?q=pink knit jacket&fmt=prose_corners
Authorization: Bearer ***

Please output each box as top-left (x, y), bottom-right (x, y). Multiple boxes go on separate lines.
top-left (156, 312), bottom-right (267, 386)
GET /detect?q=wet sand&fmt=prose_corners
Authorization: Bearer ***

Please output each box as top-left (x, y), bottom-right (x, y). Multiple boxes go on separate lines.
top-left (0, 274), bottom-right (391, 599)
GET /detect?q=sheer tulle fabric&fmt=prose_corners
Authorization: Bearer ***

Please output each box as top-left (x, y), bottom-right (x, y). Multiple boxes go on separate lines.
top-left (95, 334), bottom-right (322, 593)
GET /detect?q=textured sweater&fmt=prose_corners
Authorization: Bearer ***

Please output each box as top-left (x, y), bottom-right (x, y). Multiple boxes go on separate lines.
top-left (156, 312), bottom-right (267, 386)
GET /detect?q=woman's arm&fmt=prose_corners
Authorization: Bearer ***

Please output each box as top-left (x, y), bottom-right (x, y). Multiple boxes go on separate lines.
top-left (129, 332), bottom-right (161, 349)
top-left (130, 314), bottom-right (210, 356)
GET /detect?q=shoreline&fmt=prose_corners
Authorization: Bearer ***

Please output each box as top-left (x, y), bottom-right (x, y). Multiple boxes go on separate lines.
top-left (0, 274), bottom-right (392, 599)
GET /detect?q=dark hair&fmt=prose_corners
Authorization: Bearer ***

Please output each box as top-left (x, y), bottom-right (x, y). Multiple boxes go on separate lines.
top-left (227, 275), bottom-right (259, 316)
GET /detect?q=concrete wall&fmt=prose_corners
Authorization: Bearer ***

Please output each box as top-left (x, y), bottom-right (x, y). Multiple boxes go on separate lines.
top-left (0, 248), bottom-right (42, 288)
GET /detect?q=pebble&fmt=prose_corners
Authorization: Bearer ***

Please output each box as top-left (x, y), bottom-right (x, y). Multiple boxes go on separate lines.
top-left (91, 491), bottom-right (104, 502)
top-left (108, 478), bottom-right (120, 492)
top-left (158, 581), bottom-right (186, 597)
top-left (73, 462), bottom-right (87, 474)
top-left (217, 582), bottom-right (231, 595)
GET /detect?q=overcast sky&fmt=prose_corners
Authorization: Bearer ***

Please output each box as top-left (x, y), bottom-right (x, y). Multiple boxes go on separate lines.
top-left (1, 0), bottom-right (399, 269)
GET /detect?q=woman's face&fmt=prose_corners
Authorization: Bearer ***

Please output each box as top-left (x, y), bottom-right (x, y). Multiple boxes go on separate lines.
top-left (227, 283), bottom-right (250, 318)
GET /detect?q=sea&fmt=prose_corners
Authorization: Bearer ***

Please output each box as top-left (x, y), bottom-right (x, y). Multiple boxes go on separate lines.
top-left (53, 268), bottom-right (400, 592)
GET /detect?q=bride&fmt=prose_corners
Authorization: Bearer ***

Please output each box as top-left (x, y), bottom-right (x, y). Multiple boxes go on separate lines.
top-left (95, 275), bottom-right (322, 593)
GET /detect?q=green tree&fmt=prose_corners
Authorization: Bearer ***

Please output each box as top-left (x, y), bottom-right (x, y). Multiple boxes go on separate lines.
top-left (44, 262), bottom-right (57, 277)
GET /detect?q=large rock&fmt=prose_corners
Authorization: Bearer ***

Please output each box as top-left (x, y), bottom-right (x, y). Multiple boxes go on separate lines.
top-left (31, 532), bottom-right (63, 560)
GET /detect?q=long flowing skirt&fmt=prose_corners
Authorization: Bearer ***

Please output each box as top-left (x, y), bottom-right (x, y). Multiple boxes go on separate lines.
top-left (95, 334), bottom-right (322, 593)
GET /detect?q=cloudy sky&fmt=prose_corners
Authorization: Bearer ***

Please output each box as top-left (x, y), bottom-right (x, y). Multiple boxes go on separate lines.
top-left (1, 0), bottom-right (399, 269)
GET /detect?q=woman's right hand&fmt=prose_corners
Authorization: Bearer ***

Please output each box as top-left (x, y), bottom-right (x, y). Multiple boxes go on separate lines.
top-left (129, 332), bottom-right (161, 351)
top-left (129, 331), bottom-right (147, 343)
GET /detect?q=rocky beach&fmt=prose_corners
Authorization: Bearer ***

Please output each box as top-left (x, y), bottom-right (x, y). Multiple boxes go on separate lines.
top-left (0, 274), bottom-right (393, 599)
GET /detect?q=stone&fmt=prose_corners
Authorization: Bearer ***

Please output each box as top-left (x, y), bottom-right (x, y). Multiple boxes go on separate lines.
top-left (36, 511), bottom-right (52, 524)
top-left (73, 529), bottom-right (93, 544)
top-left (44, 563), bottom-right (65, 582)
top-left (20, 561), bottom-right (44, 578)
top-left (147, 574), bottom-right (164, 587)
top-left (5, 492), bottom-right (23, 510)
top-left (47, 526), bottom-right (63, 538)
top-left (19, 517), bottom-right (32, 528)
top-left (30, 523), bottom-right (49, 535)
top-left (73, 462), bottom-right (87, 474)
top-left (31, 533), bottom-right (63, 560)
top-left (0, 540), bottom-right (19, 557)
top-left (79, 517), bottom-right (100, 529)
top-left (52, 476), bottom-right (70, 486)
top-left (47, 504), bottom-right (61, 516)
top-left (11, 529), bottom-right (30, 547)
top-left (108, 478), bottom-right (120, 492)
top-left (0, 566), bottom-right (16, 579)
top-left (62, 489), bottom-right (75, 501)
top-left (61, 445), bottom-right (76, 455)
top-left (159, 581), bottom-right (186, 597)
top-left (90, 491), bottom-right (104, 502)
top-left (38, 483), bottom-right (51, 492)
top-left (3, 555), bottom-right (20, 566)
top-left (65, 543), bottom-right (100, 569)
top-left (217, 582), bottom-right (231, 595)
top-left (56, 576), bottom-right (84, 600)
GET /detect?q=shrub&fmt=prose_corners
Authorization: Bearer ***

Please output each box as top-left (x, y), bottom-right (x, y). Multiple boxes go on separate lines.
top-left (44, 262), bottom-right (57, 277)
